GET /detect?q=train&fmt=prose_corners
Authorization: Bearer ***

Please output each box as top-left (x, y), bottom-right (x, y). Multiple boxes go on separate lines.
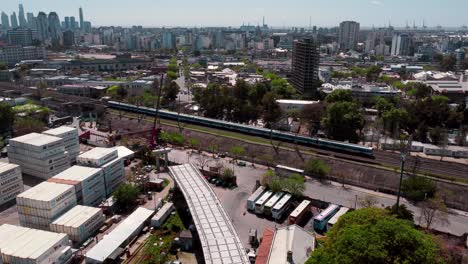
top-left (107, 100), bottom-right (374, 157)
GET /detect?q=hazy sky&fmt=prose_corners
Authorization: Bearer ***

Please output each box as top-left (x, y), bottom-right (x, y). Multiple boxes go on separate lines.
top-left (2, 0), bottom-right (468, 28)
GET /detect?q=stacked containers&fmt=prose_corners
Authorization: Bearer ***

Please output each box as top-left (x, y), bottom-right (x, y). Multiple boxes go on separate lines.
top-left (77, 148), bottom-right (125, 196)
top-left (16, 181), bottom-right (77, 230)
top-left (48, 165), bottom-right (106, 206)
top-left (0, 162), bottom-right (24, 206)
top-left (50, 205), bottom-right (105, 244)
top-left (0, 224), bottom-right (72, 264)
top-left (43, 126), bottom-right (80, 163)
top-left (7, 133), bottom-right (70, 179)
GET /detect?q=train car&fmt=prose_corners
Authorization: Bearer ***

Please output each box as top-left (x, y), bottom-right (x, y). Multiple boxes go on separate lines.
top-left (107, 101), bottom-right (374, 157)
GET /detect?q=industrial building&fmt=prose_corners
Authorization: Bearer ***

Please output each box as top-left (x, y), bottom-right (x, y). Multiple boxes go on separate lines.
top-left (43, 126), bottom-right (80, 163)
top-left (7, 132), bottom-right (70, 179)
top-left (85, 207), bottom-right (154, 263)
top-left (77, 147), bottom-right (125, 196)
top-left (0, 224), bottom-right (72, 264)
top-left (16, 181), bottom-right (77, 230)
top-left (48, 165), bottom-right (106, 206)
top-left (50, 205), bottom-right (105, 244)
top-left (0, 162), bottom-right (23, 206)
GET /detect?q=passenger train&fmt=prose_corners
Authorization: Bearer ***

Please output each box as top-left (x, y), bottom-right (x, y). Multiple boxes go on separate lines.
top-left (107, 101), bottom-right (374, 157)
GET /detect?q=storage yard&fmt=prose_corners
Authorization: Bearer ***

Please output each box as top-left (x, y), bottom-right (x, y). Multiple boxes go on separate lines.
top-left (50, 205), bottom-right (105, 244)
top-left (43, 126), bottom-right (80, 162)
top-left (16, 181), bottom-right (77, 230)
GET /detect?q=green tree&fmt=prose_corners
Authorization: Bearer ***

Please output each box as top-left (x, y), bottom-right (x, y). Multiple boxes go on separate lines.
top-left (307, 207), bottom-right (443, 264)
top-left (406, 83), bottom-right (432, 99)
top-left (381, 108), bottom-right (409, 134)
top-left (323, 101), bottom-right (364, 142)
top-left (300, 102), bottom-right (327, 136)
top-left (0, 103), bottom-right (15, 134)
top-left (230, 146), bottom-right (246, 162)
top-left (304, 159), bottom-right (330, 181)
top-left (402, 176), bottom-right (437, 202)
top-left (162, 80), bottom-right (180, 105)
top-left (284, 173), bottom-right (306, 197)
top-left (418, 194), bottom-right (449, 230)
top-left (386, 204), bottom-right (414, 222)
top-left (262, 92), bottom-right (282, 125)
top-left (325, 89), bottom-right (353, 103)
top-left (113, 183), bottom-right (140, 210)
top-left (188, 138), bottom-right (201, 149)
top-left (13, 117), bottom-right (46, 136)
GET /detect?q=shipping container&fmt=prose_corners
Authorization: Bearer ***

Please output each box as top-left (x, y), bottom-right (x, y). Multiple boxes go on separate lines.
top-left (50, 205), bottom-right (105, 244)
top-left (77, 148), bottom-right (118, 167)
top-left (0, 162), bottom-right (23, 205)
top-left (151, 202), bottom-right (174, 228)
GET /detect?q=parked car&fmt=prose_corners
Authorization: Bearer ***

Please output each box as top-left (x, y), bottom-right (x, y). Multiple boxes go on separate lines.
top-left (216, 179), bottom-right (224, 186)
top-left (237, 161), bottom-right (247, 167)
top-left (144, 165), bottom-right (153, 173)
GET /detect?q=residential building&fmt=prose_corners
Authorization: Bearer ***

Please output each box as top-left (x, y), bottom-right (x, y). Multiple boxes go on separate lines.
top-left (276, 99), bottom-right (319, 112)
top-left (338, 21), bottom-right (360, 51)
top-left (291, 38), bottom-right (320, 95)
top-left (0, 46), bottom-right (46, 65)
top-left (70, 16), bottom-right (76, 30)
top-left (63, 30), bottom-right (75, 47)
top-left (1, 12), bottom-right (10, 29)
top-left (7, 28), bottom-right (33, 46)
top-left (10, 12), bottom-right (18, 28)
top-left (79, 7), bottom-right (84, 30)
top-left (26, 12), bottom-right (35, 29)
top-left (162, 31), bottom-right (176, 49)
top-left (391, 33), bottom-right (411, 56)
top-left (48, 12), bottom-right (62, 46)
top-left (36, 12), bottom-right (49, 41)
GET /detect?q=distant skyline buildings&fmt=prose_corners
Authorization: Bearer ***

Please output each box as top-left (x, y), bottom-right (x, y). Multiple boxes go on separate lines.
top-left (1, 0), bottom-right (468, 28)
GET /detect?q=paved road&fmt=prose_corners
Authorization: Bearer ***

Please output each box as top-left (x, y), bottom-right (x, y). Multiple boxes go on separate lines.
top-left (168, 148), bottom-right (468, 238)
top-left (175, 75), bottom-right (193, 103)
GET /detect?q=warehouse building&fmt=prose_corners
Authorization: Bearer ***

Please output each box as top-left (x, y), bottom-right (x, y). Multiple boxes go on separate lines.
top-left (17, 181), bottom-right (77, 230)
top-left (50, 205), bottom-right (105, 244)
top-left (0, 224), bottom-right (72, 264)
top-left (48, 165), bottom-right (106, 206)
top-left (43, 126), bottom-right (80, 163)
top-left (85, 207), bottom-right (154, 263)
top-left (77, 147), bottom-right (125, 196)
top-left (7, 133), bottom-right (70, 179)
top-left (0, 162), bottom-right (24, 206)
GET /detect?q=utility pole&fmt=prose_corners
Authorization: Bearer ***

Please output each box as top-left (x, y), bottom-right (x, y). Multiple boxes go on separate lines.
top-left (150, 73), bottom-right (164, 149)
top-left (396, 135), bottom-right (412, 212)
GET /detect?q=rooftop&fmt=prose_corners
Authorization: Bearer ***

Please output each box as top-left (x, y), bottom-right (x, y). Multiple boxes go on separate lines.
top-left (51, 205), bottom-right (102, 228)
top-left (0, 162), bottom-right (19, 174)
top-left (10, 132), bottom-right (63, 147)
top-left (267, 225), bottom-right (315, 264)
top-left (50, 165), bottom-right (102, 183)
top-left (43, 126), bottom-right (77, 136)
top-left (78, 147), bottom-right (116, 160)
top-left (17, 181), bottom-right (74, 202)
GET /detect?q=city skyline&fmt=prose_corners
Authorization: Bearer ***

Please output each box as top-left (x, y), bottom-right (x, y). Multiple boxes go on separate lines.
top-left (1, 0), bottom-right (468, 28)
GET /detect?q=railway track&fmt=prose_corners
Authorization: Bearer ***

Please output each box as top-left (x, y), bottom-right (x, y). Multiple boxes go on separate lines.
top-left (3, 81), bottom-right (467, 182)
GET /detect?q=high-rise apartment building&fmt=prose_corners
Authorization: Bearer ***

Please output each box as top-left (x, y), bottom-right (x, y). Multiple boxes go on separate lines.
top-left (48, 12), bottom-right (61, 46)
top-left (79, 7), bottom-right (84, 30)
top-left (36, 12), bottom-right (49, 41)
top-left (18, 4), bottom-right (26, 27)
top-left (162, 31), bottom-right (176, 49)
top-left (70, 16), bottom-right (76, 30)
top-left (10, 12), bottom-right (19, 28)
top-left (391, 33), bottom-right (411, 56)
top-left (26, 12), bottom-right (35, 29)
top-left (1, 12), bottom-right (9, 29)
top-left (290, 38), bottom-right (320, 95)
top-left (338, 21), bottom-right (360, 51)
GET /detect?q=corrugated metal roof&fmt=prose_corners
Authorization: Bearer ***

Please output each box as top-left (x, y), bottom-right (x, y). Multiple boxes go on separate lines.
top-left (51, 165), bottom-right (102, 182)
top-left (17, 181), bottom-right (74, 202)
top-left (78, 147), bottom-right (116, 160)
top-left (51, 205), bottom-right (102, 228)
top-left (267, 225), bottom-right (315, 264)
top-left (43, 126), bottom-right (77, 136)
top-left (10, 133), bottom-right (63, 146)
top-left (0, 162), bottom-right (19, 174)
top-left (85, 207), bottom-right (153, 262)
top-left (169, 164), bottom-right (249, 264)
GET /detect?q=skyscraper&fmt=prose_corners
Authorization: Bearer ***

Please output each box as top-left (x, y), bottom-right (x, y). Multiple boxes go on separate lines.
top-left (79, 7), bottom-right (84, 30)
top-left (48, 12), bottom-right (61, 46)
top-left (290, 38), bottom-right (320, 95)
top-left (338, 21), bottom-right (360, 51)
top-left (26, 12), bottom-right (35, 29)
top-left (70, 16), bottom-right (76, 30)
top-left (64, 16), bottom-right (70, 29)
top-left (36, 12), bottom-right (49, 41)
top-left (18, 4), bottom-right (27, 27)
top-left (162, 31), bottom-right (176, 49)
top-left (391, 33), bottom-right (411, 56)
top-left (11, 12), bottom-right (19, 28)
top-left (1, 12), bottom-right (10, 29)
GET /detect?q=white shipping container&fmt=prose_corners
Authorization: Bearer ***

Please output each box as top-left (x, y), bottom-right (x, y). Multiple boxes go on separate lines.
top-left (8, 133), bottom-right (65, 153)
top-left (77, 148), bottom-right (118, 167)
top-left (151, 202), bottom-right (174, 228)
top-left (50, 205), bottom-right (105, 243)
